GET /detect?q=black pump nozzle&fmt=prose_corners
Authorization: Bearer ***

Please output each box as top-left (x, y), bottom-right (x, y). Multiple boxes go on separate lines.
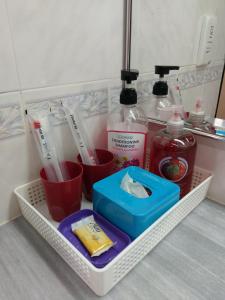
top-left (120, 69), bottom-right (139, 105)
top-left (121, 69), bottom-right (139, 84)
top-left (153, 66), bottom-right (179, 96)
top-left (155, 65), bottom-right (179, 78)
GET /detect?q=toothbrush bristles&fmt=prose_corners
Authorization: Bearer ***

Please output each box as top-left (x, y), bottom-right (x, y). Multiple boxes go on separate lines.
top-left (33, 121), bottom-right (41, 129)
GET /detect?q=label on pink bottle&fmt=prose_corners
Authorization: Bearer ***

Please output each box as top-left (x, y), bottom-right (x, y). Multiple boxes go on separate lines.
top-left (108, 130), bottom-right (147, 169)
top-left (159, 156), bottom-right (188, 182)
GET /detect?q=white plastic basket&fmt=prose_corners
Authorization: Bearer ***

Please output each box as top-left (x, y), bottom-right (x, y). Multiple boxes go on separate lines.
top-left (15, 166), bottom-right (212, 296)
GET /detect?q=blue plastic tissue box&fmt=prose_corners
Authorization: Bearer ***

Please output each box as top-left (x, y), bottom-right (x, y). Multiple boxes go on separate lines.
top-left (93, 166), bottom-right (180, 240)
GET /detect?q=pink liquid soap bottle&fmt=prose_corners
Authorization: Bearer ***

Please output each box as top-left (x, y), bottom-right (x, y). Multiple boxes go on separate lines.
top-left (149, 111), bottom-right (197, 198)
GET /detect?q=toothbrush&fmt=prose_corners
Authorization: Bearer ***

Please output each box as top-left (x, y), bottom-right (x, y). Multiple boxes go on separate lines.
top-left (195, 97), bottom-right (204, 113)
top-left (175, 78), bottom-right (183, 105)
top-left (32, 118), bottom-right (64, 182)
top-left (63, 106), bottom-right (98, 165)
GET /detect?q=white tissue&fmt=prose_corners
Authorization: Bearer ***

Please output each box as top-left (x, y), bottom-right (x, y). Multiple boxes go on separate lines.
top-left (120, 173), bottom-right (149, 198)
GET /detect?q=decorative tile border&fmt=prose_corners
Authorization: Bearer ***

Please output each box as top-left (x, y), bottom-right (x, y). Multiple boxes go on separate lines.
top-left (26, 88), bottom-right (109, 126)
top-left (109, 86), bottom-right (121, 110)
top-left (61, 88), bottom-right (108, 118)
top-left (178, 64), bottom-right (224, 90)
top-left (0, 63), bottom-right (223, 140)
top-left (0, 103), bottom-right (24, 139)
top-left (26, 100), bottom-right (50, 116)
top-left (26, 99), bottom-right (63, 126)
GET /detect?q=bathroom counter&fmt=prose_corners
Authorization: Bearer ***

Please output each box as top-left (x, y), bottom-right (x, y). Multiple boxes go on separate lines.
top-left (1, 199), bottom-right (225, 300)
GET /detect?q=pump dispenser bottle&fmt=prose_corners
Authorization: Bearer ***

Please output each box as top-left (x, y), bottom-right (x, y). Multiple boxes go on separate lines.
top-left (107, 70), bottom-right (148, 170)
top-left (152, 65), bottom-right (180, 121)
top-left (149, 111), bottom-right (197, 198)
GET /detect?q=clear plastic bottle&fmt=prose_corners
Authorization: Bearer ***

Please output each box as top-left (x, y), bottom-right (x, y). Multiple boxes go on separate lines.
top-left (185, 98), bottom-right (216, 134)
top-left (108, 70), bottom-right (148, 170)
top-left (149, 112), bottom-right (197, 198)
top-left (151, 65), bottom-right (180, 121)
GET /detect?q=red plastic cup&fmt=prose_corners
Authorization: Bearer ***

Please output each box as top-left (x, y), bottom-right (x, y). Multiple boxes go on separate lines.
top-left (40, 161), bottom-right (83, 222)
top-left (77, 149), bottom-right (114, 201)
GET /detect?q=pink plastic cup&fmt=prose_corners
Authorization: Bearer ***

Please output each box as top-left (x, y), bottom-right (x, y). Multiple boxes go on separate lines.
top-left (40, 161), bottom-right (83, 222)
top-left (77, 149), bottom-right (114, 201)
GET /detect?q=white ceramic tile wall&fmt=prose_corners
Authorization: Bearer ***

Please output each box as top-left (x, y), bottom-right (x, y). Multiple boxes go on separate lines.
top-left (0, 0), bottom-right (225, 224)
top-left (0, 134), bottom-right (41, 223)
top-left (6, 0), bottom-right (123, 90)
top-left (0, 0), bottom-right (19, 92)
top-left (195, 135), bottom-right (225, 206)
top-left (132, 0), bottom-right (225, 72)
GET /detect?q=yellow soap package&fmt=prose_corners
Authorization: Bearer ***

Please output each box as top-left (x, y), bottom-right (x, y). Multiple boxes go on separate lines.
top-left (71, 215), bottom-right (114, 257)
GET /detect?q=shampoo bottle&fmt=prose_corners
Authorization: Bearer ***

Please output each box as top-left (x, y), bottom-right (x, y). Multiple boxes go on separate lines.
top-left (149, 112), bottom-right (197, 198)
top-left (107, 70), bottom-right (148, 170)
top-left (152, 65), bottom-right (180, 121)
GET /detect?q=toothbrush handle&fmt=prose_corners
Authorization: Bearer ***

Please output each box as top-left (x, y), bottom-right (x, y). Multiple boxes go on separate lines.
top-left (66, 111), bottom-right (98, 165)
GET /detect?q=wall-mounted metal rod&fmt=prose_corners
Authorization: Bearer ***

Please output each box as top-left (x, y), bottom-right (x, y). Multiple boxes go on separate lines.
top-left (122, 0), bottom-right (133, 87)
top-left (123, 0), bottom-right (132, 71)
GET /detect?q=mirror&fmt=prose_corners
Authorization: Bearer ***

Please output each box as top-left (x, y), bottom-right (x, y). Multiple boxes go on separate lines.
top-left (131, 0), bottom-right (225, 139)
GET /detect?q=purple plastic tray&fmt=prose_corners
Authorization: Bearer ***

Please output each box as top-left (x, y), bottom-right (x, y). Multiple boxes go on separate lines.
top-left (58, 209), bottom-right (131, 268)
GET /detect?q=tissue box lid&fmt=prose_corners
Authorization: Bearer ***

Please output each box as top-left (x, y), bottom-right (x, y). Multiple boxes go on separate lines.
top-left (93, 166), bottom-right (180, 216)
